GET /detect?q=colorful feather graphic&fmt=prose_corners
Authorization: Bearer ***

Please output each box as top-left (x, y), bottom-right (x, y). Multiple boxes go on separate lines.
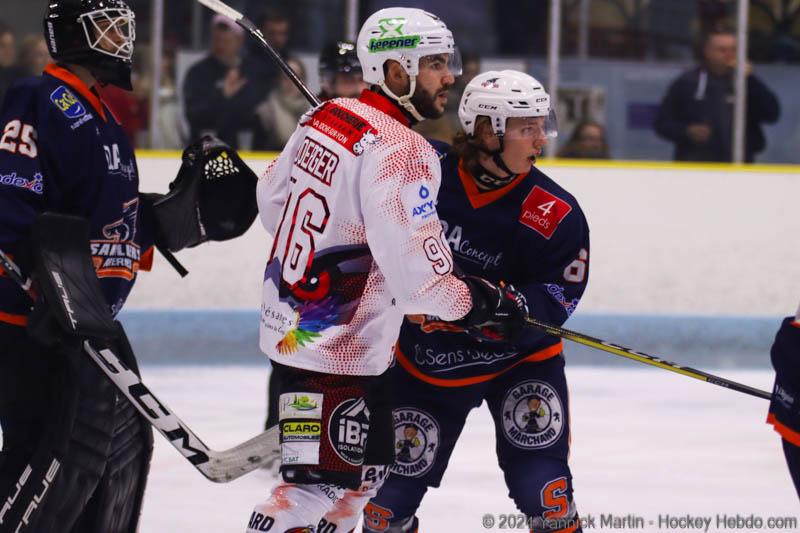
top-left (276, 296), bottom-right (341, 354)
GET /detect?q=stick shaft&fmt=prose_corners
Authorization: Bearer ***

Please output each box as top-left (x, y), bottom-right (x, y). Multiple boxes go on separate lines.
top-left (196, 0), bottom-right (321, 107)
top-left (525, 317), bottom-right (771, 400)
top-left (0, 246), bottom-right (278, 482)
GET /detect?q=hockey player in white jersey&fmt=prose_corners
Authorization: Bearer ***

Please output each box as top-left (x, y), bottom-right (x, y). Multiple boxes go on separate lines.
top-left (248, 7), bottom-right (530, 533)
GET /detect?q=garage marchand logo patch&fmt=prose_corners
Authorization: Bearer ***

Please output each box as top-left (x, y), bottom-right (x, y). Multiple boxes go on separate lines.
top-left (390, 408), bottom-right (439, 478)
top-left (501, 380), bottom-right (564, 449)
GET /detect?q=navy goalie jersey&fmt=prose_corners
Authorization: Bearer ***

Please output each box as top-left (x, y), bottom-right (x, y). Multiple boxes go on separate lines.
top-left (0, 64), bottom-right (153, 326)
top-left (394, 140), bottom-right (590, 386)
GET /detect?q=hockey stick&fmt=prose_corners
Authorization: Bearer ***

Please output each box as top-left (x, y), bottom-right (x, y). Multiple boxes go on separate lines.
top-left (195, 0), bottom-right (321, 107)
top-left (0, 247), bottom-right (279, 482)
top-left (524, 316), bottom-right (772, 400)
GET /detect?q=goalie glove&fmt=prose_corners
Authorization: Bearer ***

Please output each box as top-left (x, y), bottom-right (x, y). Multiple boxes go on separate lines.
top-left (147, 136), bottom-right (258, 253)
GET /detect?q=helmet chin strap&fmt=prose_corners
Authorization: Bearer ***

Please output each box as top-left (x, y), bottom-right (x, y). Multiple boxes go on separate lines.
top-left (476, 135), bottom-right (515, 176)
top-left (380, 76), bottom-right (425, 122)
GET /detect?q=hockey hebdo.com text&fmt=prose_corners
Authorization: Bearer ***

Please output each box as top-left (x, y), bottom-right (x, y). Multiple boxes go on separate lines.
top-left (479, 513), bottom-right (798, 531)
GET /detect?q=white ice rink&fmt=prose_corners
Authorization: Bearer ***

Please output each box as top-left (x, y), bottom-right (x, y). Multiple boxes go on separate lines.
top-left (139, 365), bottom-right (798, 533)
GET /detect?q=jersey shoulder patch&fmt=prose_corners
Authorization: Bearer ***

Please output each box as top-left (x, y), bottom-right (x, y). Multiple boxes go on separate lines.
top-left (305, 102), bottom-right (379, 156)
top-left (49, 85), bottom-right (87, 119)
top-left (518, 185), bottom-right (573, 240)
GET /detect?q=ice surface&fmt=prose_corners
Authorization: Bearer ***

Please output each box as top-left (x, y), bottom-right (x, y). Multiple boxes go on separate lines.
top-left (138, 365), bottom-right (797, 532)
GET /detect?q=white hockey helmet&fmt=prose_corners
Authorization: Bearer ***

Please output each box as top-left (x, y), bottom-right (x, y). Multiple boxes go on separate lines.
top-left (357, 7), bottom-right (461, 120)
top-left (458, 70), bottom-right (558, 139)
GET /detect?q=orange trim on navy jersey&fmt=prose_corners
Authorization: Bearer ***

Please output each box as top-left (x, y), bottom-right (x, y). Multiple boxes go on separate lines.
top-left (792, 321), bottom-right (800, 329)
top-left (44, 63), bottom-right (107, 122)
top-left (139, 246), bottom-right (154, 272)
top-left (395, 341), bottom-right (563, 387)
top-left (767, 412), bottom-right (800, 447)
top-left (457, 160), bottom-right (527, 209)
top-left (0, 311), bottom-right (28, 327)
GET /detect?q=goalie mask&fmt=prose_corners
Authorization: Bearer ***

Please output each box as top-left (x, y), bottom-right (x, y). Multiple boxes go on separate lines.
top-left (44, 0), bottom-right (136, 90)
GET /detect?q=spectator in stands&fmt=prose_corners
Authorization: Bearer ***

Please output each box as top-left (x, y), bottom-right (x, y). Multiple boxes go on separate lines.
top-left (254, 56), bottom-right (309, 151)
top-left (17, 34), bottom-right (50, 77)
top-left (183, 14), bottom-right (263, 149)
top-left (0, 21), bottom-right (24, 105)
top-left (558, 121), bottom-right (610, 159)
top-left (318, 40), bottom-right (366, 100)
top-left (654, 26), bottom-right (780, 162)
top-left (246, 8), bottom-right (291, 95)
top-left (154, 49), bottom-right (185, 149)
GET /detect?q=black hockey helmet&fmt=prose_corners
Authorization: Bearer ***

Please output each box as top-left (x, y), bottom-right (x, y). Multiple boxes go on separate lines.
top-left (318, 40), bottom-right (361, 95)
top-left (44, 0), bottom-right (136, 90)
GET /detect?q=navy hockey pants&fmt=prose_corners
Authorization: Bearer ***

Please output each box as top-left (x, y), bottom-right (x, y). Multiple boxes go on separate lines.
top-left (365, 354), bottom-right (581, 532)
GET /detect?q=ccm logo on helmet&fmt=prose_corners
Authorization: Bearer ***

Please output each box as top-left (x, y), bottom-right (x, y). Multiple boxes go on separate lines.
top-left (477, 104), bottom-right (498, 110)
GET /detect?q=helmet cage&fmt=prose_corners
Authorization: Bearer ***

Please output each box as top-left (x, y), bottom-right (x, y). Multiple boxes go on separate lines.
top-left (80, 8), bottom-right (135, 62)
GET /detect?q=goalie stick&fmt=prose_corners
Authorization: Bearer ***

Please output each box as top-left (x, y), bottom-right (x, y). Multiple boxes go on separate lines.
top-left (195, 0), bottom-right (321, 107)
top-left (524, 316), bottom-right (772, 400)
top-left (0, 244), bottom-right (279, 483)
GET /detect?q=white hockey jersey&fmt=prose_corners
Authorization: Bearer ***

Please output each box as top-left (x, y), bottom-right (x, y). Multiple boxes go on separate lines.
top-left (257, 90), bottom-right (472, 376)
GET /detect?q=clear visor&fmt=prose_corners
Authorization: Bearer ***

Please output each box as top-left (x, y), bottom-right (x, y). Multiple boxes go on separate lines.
top-left (81, 9), bottom-right (136, 61)
top-left (419, 47), bottom-right (462, 78)
top-left (502, 109), bottom-right (558, 140)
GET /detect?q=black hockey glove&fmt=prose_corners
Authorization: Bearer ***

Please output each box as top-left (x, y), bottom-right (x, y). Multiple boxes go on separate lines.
top-left (456, 275), bottom-right (529, 343)
top-left (148, 135), bottom-right (258, 252)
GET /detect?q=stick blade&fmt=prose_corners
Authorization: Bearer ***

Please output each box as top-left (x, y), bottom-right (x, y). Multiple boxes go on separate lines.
top-left (195, 0), bottom-right (243, 21)
top-left (204, 426), bottom-right (280, 482)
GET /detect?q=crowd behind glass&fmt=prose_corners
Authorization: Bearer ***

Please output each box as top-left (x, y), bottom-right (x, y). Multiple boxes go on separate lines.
top-left (2, 0), bottom-right (795, 163)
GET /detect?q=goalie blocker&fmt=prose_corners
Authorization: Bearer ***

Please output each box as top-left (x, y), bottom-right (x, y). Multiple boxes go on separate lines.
top-left (0, 214), bottom-right (152, 533)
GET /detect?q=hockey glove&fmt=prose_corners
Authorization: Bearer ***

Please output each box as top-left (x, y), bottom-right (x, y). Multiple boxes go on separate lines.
top-left (456, 275), bottom-right (529, 343)
top-left (148, 136), bottom-right (258, 252)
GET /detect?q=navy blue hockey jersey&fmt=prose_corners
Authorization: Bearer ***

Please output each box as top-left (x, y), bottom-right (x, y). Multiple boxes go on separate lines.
top-left (0, 64), bottom-right (153, 326)
top-left (395, 141), bottom-right (590, 386)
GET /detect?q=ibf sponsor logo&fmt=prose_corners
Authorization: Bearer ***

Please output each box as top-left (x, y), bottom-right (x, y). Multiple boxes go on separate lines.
top-left (328, 397), bottom-right (370, 465)
top-left (294, 136), bottom-right (339, 186)
top-left (519, 186), bottom-right (572, 240)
